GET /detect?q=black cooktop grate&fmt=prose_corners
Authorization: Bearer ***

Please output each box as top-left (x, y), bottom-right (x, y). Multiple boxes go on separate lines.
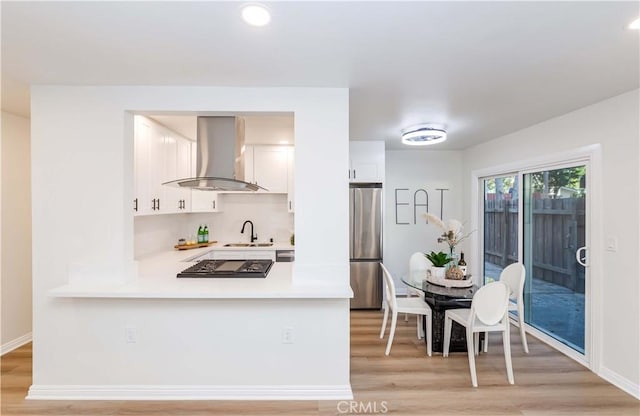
top-left (177, 259), bottom-right (273, 278)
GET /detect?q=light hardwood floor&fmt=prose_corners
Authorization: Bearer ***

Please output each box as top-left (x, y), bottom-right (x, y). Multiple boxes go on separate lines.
top-left (2, 311), bottom-right (638, 415)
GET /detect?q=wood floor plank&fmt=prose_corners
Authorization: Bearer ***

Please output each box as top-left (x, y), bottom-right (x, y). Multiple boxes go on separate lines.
top-left (1, 310), bottom-right (638, 415)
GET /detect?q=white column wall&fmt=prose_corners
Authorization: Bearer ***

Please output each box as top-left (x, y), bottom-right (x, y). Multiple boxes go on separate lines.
top-left (461, 89), bottom-right (639, 397)
top-left (30, 86), bottom-right (350, 396)
top-left (1, 111), bottom-right (33, 352)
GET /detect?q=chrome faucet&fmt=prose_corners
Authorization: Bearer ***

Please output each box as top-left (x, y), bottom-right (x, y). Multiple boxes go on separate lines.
top-left (241, 220), bottom-right (258, 243)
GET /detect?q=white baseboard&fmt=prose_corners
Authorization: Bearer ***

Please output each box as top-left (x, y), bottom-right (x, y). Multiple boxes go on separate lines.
top-left (27, 384), bottom-right (354, 401)
top-left (598, 366), bottom-right (640, 400)
top-left (1, 332), bottom-right (32, 356)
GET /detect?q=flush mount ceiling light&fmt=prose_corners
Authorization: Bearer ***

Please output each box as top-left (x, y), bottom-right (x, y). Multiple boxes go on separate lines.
top-left (241, 4), bottom-right (271, 27)
top-left (629, 17), bottom-right (640, 30)
top-left (401, 125), bottom-right (447, 146)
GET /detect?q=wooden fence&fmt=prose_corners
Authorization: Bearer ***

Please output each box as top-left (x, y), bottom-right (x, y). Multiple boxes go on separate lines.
top-left (484, 197), bottom-right (585, 293)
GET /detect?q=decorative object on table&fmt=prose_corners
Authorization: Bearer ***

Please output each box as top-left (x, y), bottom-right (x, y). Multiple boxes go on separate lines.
top-left (424, 250), bottom-right (452, 279)
top-left (445, 266), bottom-right (464, 280)
top-left (427, 269), bottom-right (474, 288)
top-left (423, 212), bottom-right (475, 272)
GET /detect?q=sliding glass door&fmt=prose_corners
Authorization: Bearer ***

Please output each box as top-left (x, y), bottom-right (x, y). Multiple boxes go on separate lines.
top-left (523, 164), bottom-right (587, 353)
top-left (481, 162), bottom-right (588, 356)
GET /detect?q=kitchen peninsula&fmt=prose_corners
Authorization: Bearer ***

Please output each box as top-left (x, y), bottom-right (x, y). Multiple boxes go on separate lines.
top-left (50, 243), bottom-right (350, 299)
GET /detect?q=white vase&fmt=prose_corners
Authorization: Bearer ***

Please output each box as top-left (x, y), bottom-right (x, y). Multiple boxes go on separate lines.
top-left (431, 266), bottom-right (446, 279)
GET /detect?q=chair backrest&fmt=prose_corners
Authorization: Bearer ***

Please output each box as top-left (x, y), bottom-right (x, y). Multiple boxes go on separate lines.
top-left (499, 263), bottom-right (526, 302)
top-left (380, 263), bottom-right (397, 311)
top-left (471, 281), bottom-right (509, 326)
top-left (409, 252), bottom-right (430, 273)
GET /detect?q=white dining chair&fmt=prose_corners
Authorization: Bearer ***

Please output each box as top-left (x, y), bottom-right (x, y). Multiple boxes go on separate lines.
top-left (379, 263), bottom-right (432, 356)
top-left (405, 252), bottom-right (430, 337)
top-left (483, 263), bottom-right (528, 354)
top-left (443, 281), bottom-right (513, 387)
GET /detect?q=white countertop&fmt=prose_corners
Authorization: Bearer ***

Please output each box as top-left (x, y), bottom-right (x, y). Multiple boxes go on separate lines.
top-left (50, 243), bottom-right (352, 300)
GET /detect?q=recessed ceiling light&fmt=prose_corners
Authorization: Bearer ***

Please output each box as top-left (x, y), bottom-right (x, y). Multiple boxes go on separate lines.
top-left (629, 17), bottom-right (640, 30)
top-left (401, 125), bottom-right (447, 146)
top-left (242, 4), bottom-right (271, 27)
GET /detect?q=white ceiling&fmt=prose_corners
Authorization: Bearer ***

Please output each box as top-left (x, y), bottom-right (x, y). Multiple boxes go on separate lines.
top-left (2, 1), bottom-right (638, 150)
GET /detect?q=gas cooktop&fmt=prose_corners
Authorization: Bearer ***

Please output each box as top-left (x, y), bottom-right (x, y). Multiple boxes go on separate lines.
top-left (177, 259), bottom-right (273, 279)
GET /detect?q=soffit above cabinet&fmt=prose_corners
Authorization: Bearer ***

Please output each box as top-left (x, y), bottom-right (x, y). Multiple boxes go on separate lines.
top-left (146, 114), bottom-right (295, 146)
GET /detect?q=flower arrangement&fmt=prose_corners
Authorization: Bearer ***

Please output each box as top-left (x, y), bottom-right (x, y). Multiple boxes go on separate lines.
top-left (422, 212), bottom-right (474, 254)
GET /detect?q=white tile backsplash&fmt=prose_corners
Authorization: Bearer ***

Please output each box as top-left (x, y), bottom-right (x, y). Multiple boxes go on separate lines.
top-left (134, 193), bottom-right (294, 258)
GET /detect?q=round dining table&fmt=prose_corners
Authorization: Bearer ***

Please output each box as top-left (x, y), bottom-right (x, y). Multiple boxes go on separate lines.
top-left (402, 270), bottom-right (482, 353)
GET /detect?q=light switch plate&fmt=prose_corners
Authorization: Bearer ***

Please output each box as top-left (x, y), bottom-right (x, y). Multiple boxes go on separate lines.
top-left (605, 237), bottom-right (618, 252)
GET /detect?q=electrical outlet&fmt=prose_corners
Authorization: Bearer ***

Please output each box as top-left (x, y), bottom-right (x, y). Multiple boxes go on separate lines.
top-left (282, 327), bottom-right (294, 344)
top-left (125, 326), bottom-right (137, 344)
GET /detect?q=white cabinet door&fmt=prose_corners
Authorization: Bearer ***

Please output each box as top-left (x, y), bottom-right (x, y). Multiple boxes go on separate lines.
top-left (175, 136), bottom-right (192, 212)
top-left (349, 141), bottom-right (385, 183)
top-left (134, 116), bottom-right (151, 215)
top-left (134, 116), bottom-right (166, 215)
top-left (162, 132), bottom-right (180, 214)
top-left (244, 145), bottom-right (289, 192)
top-left (191, 189), bottom-right (222, 212)
top-left (287, 147), bottom-right (295, 212)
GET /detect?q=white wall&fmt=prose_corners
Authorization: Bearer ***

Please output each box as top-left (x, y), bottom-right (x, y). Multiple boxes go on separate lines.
top-left (383, 150), bottom-right (463, 291)
top-left (134, 194), bottom-right (294, 258)
top-left (30, 86), bottom-right (350, 397)
top-left (462, 89), bottom-right (640, 397)
top-left (1, 111), bottom-right (33, 353)
top-left (244, 115), bottom-right (294, 145)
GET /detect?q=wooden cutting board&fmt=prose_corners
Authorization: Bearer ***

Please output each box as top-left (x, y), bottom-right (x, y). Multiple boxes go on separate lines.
top-left (174, 241), bottom-right (217, 251)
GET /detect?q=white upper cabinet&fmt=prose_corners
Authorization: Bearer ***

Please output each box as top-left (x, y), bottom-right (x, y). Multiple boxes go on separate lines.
top-left (244, 145), bottom-right (290, 193)
top-left (134, 116), bottom-right (164, 215)
top-left (134, 115), bottom-right (194, 216)
top-left (287, 147), bottom-right (295, 213)
top-left (162, 131), bottom-right (192, 214)
top-left (349, 141), bottom-right (385, 183)
top-left (191, 189), bottom-right (223, 212)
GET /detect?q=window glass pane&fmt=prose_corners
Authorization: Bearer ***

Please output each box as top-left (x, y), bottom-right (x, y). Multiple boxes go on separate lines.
top-left (483, 175), bottom-right (519, 284)
top-left (523, 165), bottom-right (586, 353)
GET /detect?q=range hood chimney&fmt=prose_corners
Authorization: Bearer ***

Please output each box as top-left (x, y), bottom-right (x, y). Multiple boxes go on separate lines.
top-left (163, 116), bottom-right (264, 191)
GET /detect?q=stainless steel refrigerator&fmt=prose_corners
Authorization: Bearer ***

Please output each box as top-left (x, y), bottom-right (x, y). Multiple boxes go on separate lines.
top-left (349, 183), bottom-right (383, 309)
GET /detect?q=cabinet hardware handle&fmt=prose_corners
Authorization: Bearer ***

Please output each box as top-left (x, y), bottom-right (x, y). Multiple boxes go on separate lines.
top-left (289, 201), bottom-right (292, 210)
top-left (353, 169), bottom-right (356, 179)
top-left (157, 198), bottom-right (160, 210)
top-left (348, 169), bottom-right (351, 179)
top-left (212, 200), bottom-right (216, 210)
top-left (134, 198), bottom-right (138, 212)
top-left (152, 198), bottom-right (156, 210)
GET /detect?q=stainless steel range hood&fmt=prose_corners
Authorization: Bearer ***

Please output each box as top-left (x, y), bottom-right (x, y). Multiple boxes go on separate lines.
top-left (163, 116), bottom-right (265, 191)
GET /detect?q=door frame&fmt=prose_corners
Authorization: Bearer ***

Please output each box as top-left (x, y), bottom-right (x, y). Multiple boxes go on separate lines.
top-left (470, 144), bottom-right (602, 372)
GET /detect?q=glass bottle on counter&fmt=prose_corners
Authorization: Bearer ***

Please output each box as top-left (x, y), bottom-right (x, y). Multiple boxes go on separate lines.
top-left (197, 225), bottom-right (204, 244)
top-left (203, 225), bottom-right (209, 243)
top-left (458, 252), bottom-right (467, 276)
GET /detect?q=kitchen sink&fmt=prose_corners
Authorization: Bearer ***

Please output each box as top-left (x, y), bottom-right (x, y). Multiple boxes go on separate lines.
top-left (223, 242), bottom-right (273, 247)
